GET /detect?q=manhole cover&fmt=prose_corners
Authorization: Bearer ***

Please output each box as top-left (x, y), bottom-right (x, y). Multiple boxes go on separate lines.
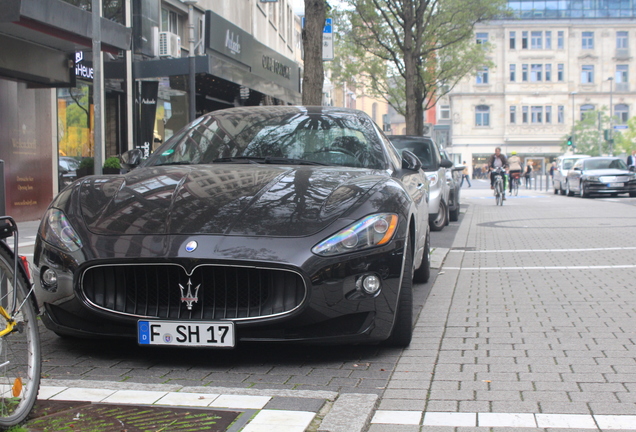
top-left (25, 400), bottom-right (242, 432)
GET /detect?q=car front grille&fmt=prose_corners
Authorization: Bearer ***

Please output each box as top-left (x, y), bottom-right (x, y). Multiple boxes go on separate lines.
top-left (81, 264), bottom-right (306, 321)
top-left (599, 175), bottom-right (631, 182)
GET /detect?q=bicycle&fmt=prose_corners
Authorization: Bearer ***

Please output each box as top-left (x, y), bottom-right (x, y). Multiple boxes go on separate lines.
top-left (0, 216), bottom-right (41, 427)
top-left (510, 172), bottom-right (520, 196)
top-left (492, 167), bottom-right (505, 206)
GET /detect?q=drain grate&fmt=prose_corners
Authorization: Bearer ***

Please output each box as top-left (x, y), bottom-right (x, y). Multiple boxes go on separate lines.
top-left (26, 400), bottom-right (242, 432)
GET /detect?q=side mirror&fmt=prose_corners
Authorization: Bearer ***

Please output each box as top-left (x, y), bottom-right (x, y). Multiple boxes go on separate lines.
top-left (573, 167), bottom-right (581, 171)
top-left (440, 159), bottom-right (453, 169)
top-left (120, 149), bottom-right (144, 170)
top-left (630, 166), bottom-right (635, 172)
top-left (401, 150), bottom-right (422, 171)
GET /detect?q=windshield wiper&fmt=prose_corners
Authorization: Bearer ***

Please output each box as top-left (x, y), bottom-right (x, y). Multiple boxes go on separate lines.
top-left (213, 156), bottom-right (329, 166)
top-left (263, 157), bottom-right (329, 166)
top-left (153, 161), bottom-right (195, 166)
top-left (212, 157), bottom-right (261, 164)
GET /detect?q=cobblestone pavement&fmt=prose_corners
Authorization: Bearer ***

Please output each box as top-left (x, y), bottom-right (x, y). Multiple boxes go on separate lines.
top-left (16, 180), bottom-right (636, 431)
top-left (371, 180), bottom-right (636, 431)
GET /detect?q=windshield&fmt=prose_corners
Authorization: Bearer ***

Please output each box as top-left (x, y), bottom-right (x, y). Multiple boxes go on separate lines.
top-left (584, 159), bottom-right (627, 170)
top-left (145, 107), bottom-right (387, 170)
top-left (388, 137), bottom-right (439, 170)
top-left (563, 160), bottom-right (576, 170)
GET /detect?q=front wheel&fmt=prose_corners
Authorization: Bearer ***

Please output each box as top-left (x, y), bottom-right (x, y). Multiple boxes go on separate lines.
top-left (580, 182), bottom-right (589, 198)
top-left (413, 230), bottom-right (430, 283)
top-left (430, 200), bottom-right (447, 232)
top-left (384, 237), bottom-right (413, 347)
top-left (0, 245), bottom-right (41, 427)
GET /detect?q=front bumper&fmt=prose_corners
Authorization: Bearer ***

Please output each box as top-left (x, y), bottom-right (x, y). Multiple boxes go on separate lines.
top-left (584, 180), bottom-right (636, 194)
top-left (34, 233), bottom-right (408, 346)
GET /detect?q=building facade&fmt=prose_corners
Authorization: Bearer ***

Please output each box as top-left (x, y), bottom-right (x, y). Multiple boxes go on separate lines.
top-left (449, 1), bottom-right (636, 176)
top-left (0, 0), bottom-right (302, 222)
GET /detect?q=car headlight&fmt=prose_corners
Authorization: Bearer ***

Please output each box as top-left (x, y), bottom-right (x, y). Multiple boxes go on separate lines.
top-left (312, 214), bottom-right (399, 257)
top-left (39, 208), bottom-right (83, 252)
top-left (585, 176), bottom-right (599, 182)
top-left (427, 173), bottom-right (439, 186)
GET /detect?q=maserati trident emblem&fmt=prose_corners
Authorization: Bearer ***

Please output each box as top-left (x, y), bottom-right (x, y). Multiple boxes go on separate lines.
top-left (179, 279), bottom-right (200, 310)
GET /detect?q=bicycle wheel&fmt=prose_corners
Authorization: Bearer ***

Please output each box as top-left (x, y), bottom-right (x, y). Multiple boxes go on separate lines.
top-left (512, 178), bottom-right (519, 196)
top-left (495, 180), bottom-right (503, 205)
top-left (0, 245), bottom-right (40, 427)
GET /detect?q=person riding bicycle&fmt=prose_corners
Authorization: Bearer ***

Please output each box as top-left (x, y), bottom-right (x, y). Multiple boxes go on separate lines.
top-left (488, 147), bottom-right (508, 199)
top-left (507, 151), bottom-right (522, 193)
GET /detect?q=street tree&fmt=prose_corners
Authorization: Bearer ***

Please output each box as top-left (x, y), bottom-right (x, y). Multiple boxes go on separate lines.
top-left (302, 0), bottom-right (328, 105)
top-left (334, 0), bottom-right (507, 135)
top-left (612, 116), bottom-right (636, 154)
top-left (563, 109), bottom-right (611, 156)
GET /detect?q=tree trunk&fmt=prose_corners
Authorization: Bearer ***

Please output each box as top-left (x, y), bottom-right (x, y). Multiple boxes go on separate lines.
top-left (302, 0), bottom-right (326, 105)
top-left (404, 54), bottom-right (418, 135)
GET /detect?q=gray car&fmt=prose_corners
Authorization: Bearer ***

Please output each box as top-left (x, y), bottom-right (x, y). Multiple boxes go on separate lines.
top-left (566, 157), bottom-right (636, 197)
top-left (553, 154), bottom-right (590, 195)
top-left (388, 136), bottom-right (453, 231)
top-left (439, 148), bottom-right (463, 222)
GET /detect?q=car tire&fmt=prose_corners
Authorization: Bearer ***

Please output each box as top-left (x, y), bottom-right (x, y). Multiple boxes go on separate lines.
top-left (580, 182), bottom-right (589, 198)
top-left (384, 236), bottom-right (414, 347)
top-left (413, 230), bottom-right (430, 284)
top-left (554, 187), bottom-right (559, 194)
top-left (445, 202), bottom-right (450, 226)
top-left (566, 182), bottom-right (573, 196)
top-left (430, 200), bottom-right (447, 232)
top-left (449, 206), bottom-right (459, 222)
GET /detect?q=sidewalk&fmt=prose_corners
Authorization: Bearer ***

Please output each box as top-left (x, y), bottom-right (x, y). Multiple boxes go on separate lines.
top-left (369, 183), bottom-right (636, 431)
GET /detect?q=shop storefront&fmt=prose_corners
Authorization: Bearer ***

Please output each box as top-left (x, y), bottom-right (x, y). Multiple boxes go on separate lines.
top-left (0, 0), bottom-right (131, 221)
top-left (56, 53), bottom-right (129, 190)
top-left (133, 10), bottom-right (301, 151)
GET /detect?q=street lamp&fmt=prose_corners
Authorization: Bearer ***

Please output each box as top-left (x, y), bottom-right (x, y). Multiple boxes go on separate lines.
top-left (183, 0), bottom-right (198, 123)
top-left (570, 91), bottom-right (577, 152)
top-left (608, 77), bottom-right (614, 155)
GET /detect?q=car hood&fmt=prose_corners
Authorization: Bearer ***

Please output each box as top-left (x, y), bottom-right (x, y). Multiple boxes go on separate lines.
top-left (582, 169), bottom-right (631, 176)
top-left (77, 165), bottom-right (384, 237)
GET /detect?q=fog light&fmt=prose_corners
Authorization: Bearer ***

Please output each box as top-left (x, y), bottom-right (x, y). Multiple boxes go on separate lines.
top-left (41, 268), bottom-right (58, 292)
top-left (360, 274), bottom-right (381, 296)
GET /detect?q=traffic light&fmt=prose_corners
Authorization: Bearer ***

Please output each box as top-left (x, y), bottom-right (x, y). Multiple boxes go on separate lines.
top-left (567, 136), bottom-right (573, 146)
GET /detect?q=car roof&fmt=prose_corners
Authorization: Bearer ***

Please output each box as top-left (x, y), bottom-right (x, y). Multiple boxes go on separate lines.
top-left (559, 155), bottom-right (590, 160)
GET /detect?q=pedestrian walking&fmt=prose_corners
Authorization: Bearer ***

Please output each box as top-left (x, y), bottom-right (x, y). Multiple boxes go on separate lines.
top-left (523, 162), bottom-right (533, 188)
top-left (627, 150), bottom-right (636, 171)
top-left (460, 162), bottom-right (471, 187)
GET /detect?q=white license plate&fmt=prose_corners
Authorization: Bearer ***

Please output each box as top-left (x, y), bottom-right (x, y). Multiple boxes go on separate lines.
top-left (608, 182), bottom-right (624, 187)
top-left (138, 320), bottom-right (235, 347)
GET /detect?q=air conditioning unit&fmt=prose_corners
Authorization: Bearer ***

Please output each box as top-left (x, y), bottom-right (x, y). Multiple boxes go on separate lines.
top-left (159, 32), bottom-right (181, 58)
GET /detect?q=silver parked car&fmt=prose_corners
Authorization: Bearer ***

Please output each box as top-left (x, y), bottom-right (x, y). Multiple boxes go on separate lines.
top-left (388, 135), bottom-right (453, 231)
top-left (439, 148), bottom-right (463, 222)
top-left (566, 157), bottom-right (636, 197)
top-left (553, 154), bottom-right (590, 195)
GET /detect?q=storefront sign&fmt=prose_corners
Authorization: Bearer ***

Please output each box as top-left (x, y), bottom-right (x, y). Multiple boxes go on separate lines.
top-left (225, 30), bottom-right (241, 55)
top-left (75, 52), bottom-right (94, 80)
top-left (205, 11), bottom-right (299, 90)
top-left (262, 55), bottom-right (291, 79)
top-left (139, 81), bottom-right (159, 158)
